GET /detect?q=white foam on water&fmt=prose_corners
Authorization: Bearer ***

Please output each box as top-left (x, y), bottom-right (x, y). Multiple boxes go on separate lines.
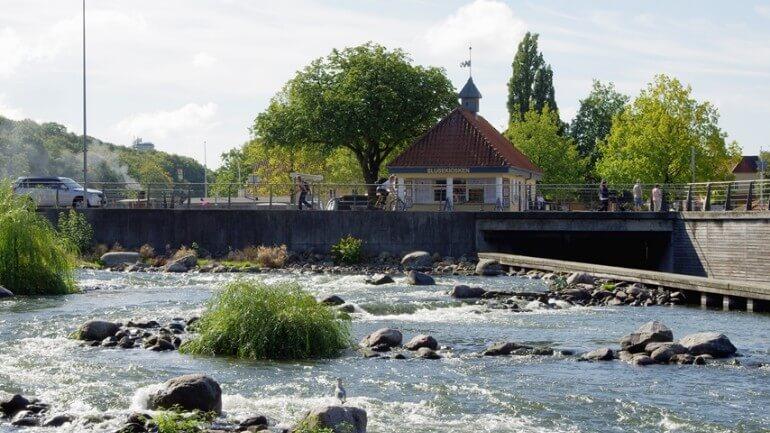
top-left (130, 383), bottom-right (165, 410)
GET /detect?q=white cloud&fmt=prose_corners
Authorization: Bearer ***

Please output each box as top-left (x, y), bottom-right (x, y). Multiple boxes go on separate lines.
top-left (115, 102), bottom-right (219, 142)
top-left (424, 0), bottom-right (527, 58)
top-left (193, 52), bottom-right (217, 68)
top-left (756, 5), bottom-right (770, 18)
top-left (0, 94), bottom-right (26, 120)
top-left (0, 28), bottom-right (26, 77)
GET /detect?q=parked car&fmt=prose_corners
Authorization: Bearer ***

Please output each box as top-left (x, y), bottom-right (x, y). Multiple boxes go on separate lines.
top-left (326, 195), bottom-right (371, 210)
top-left (12, 177), bottom-right (106, 208)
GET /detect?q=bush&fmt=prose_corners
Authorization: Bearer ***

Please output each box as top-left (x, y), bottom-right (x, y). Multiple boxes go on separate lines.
top-left (151, 410), bottom-right (214, 433)
top-left (172, 245), bottom-right (198, 261)
top-left (0, 182), bottom-right (77, 295)
top-left (257, 244), bottom-right (287, 268)
top-left (180, 281), bottom-right (351, 359)
top-left (57, 210), bottom-right (94, 255)
top-left (139, 243), bottom-right (156, 259)
top-left (331, 235), bottom-right (363, 265)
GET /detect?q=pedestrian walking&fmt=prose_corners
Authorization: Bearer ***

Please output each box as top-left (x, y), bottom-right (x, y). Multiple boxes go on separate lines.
top-left (652, 184), bottom-right (663, 212)
top-left (296, 175), bottom-right (312, 210)
top-left (599, 180), bottom-right (610, 211)
top-left (633, 180), bottom-right (643, 211)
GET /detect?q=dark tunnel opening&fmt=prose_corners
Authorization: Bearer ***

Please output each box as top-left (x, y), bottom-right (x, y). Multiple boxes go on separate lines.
top-left (482, 230), bottom-right (673, 271)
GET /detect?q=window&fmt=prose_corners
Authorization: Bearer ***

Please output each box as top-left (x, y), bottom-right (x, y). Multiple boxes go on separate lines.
top-left (453, 179), bottom-right (467, 203)
top-left (433, 180), bottom-right (446, 202)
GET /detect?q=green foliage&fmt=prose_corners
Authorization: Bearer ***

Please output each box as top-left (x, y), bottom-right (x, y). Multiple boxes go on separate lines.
top-left (57, 210), bottom-right (94, 254)
top-left (508, 32), bottom-right (558, 124)
top-left (180, 281), bottom-right (351, 359)
top-left (505, 107), bottom-right (586, 184)
top-left (151, 410), bottom-right (215, 433)
top-left (596, 75), bottom-right (742, 184)
top-left (331, 235), bottom-right (363, 265)
top-left (570, 80), bottom-right (629, 179)
top-left (253, 42), bottom-right (457, 185)
top-left (0, 182), bottom-right (76, 295)
top-left (293, 422), bottom-right (340, 433)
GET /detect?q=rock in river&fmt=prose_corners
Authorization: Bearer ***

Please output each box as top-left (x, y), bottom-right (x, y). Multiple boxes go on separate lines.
top-left (475, 259), bottom-right (502, 276)
top-left (100, 252), bottom-right (140, 267)
top-left (406, 270), bottom-right (435, 286)
top-left (483, 341), bottom-right (527, 356)
top-left (404, 334), bottom-right (439, 351)
top-left (320, 295), bottom-right (345, 306)
top-left (365, 274), bottom-right (395, 285)
top-left (77, 320), bottom-right (120, 341)
top-left (0, 286), bottom-right (13, 298)
top-left (299, 405), bottom-right (367, 433)
top-left (620, 321), bottom-right (673, 353)
top-left (401, 251), bottom-right (433, 270)
top-left (678, 332), bottom-right (737, 358)
top-left (566, 272), bottom-right (595, 285)
top-left (149, 374), bottom-right (222, 414)
top-left (360, 328), bottom-right (402, 348)
top-left (581, 347), bottom-right (614, 361)
top-left (416, 347), bottom-right (441, 359)
top-left (449, 285), bottom-right (486, 299)
top-left (1, 394), bottom-right (30, 417)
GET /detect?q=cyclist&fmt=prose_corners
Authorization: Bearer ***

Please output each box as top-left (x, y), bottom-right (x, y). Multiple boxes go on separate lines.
top-left (375, 175), bottom-right (396, 209)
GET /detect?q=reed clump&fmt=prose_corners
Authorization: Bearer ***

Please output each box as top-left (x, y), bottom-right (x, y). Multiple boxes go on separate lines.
top-left (180, 281), bottom-right (350, 359)
top-left (0, 182), bottom-right (76, 295)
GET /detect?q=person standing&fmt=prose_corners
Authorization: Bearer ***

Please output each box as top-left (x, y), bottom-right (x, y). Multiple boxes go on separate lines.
top-left (599, 180), bottom-right (610, 211)
top-left (633, 180), bottom-right (643, 211)
top-left (296, 176), bottom-right (312, 210)
top-left (652, 184), bottom-right (663, 212)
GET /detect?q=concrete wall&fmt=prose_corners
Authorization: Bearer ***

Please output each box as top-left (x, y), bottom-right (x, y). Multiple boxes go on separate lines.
top-left (42, 209), bottom-right (478, 258)
top-left (672, 212), bottom-right (770, 283)
top-left (41, 210), bottom-right (770, 282)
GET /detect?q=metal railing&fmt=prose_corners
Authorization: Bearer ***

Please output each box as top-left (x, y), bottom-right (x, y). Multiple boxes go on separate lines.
top-left (8, 178), bottom-right (770, 212)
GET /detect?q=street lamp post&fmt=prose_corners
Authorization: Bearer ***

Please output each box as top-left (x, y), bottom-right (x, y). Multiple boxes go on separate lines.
top-left (203, 140), bottom-right (208, 198)
top-left (82, 0), bottom-right (88, 194)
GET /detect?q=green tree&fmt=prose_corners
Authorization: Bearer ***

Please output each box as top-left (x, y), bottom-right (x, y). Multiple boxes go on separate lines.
top-left (570, 80), bottom-right (629, 179)
top-left (505, 107), bottom-right (585, 184)
top-left (138, 160), bottom-right (173, 191)
top-left (596, 75), bottom-right (741, 184)
top-left (507, 32), bottom-right (558, 124)
top-left (253, 43), bottom-right (457, 192)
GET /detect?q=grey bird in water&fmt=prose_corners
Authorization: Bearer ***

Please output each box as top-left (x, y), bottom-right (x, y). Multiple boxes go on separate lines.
top-left (335, 378), bottom-right (346, 405)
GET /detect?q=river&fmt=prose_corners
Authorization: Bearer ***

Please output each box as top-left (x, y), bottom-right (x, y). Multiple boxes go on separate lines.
top-left (1, 270), bottom-right (768, 433)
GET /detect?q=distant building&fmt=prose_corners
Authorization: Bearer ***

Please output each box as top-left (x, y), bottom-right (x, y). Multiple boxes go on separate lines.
top-left (732, 155), bottom-right (766, 181)
top-left (131, 137), bottom-right (155, 152)
top-left (388, 76), bottom-right (542, 211)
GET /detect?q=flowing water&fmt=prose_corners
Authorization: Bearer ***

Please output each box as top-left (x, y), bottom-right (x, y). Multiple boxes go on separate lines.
top-left (1, 270), bottom-right (768, 433)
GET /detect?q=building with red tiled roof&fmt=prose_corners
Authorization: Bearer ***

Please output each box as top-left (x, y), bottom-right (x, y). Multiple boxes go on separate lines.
top-left (388, 77), bottom-right (541, 211)
top-left (732, 155), bottom-right (766, 181)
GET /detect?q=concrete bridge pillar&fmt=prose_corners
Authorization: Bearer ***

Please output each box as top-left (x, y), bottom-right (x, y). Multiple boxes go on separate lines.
top-left (701, 292), bottom-right (720, 309)
top-left (747, 299), bottom-right (754, 313)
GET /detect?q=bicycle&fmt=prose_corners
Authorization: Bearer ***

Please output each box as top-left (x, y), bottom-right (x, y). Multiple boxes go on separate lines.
top-left (374, 193), bottom-right (411, 211)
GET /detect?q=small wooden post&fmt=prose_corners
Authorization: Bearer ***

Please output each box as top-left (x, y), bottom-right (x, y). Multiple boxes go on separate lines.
top-left (746, 181), bottom-right (754, 211)
top-left (227, 184), bottom-right (232, 208)
top-left (704, 183), bottom-right (712, 211)
top-left (187, 185), bottom-right (191, 209)
top-left (685, 185), bottom-right (693, 211)
top-left (724, 183), bottom-right (732, 210)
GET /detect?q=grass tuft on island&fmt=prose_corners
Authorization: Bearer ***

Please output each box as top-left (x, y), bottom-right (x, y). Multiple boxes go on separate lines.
top-left (0, 182), bottom-right (77, 295)
top-left (180, 281), bottom-right (351, 359)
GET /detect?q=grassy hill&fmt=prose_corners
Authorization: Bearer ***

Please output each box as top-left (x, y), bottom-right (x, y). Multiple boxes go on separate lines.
top-left (0, 116), bottom-right (206, 187)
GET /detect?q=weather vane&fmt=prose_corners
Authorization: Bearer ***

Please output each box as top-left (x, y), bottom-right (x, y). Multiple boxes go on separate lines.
top-left (460, 44), bottom-right (472, 78)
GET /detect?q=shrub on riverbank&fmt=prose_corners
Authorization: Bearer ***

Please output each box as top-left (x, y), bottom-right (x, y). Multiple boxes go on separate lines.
top-left (57, 209), bottom-right (93, 254)
top-left (331, 235), bottom-right (363, 265)
top-left (180, 281), bottom-right (351, 359)
top-left (0, 183), bottom-right (76, 295)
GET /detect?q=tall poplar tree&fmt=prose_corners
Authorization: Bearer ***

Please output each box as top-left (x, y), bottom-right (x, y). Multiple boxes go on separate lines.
top-left (507, 32), bottom-right (558, 124)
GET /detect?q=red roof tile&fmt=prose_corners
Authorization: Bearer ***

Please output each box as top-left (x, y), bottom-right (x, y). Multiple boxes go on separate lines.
top-left (388, 107), bottom-right (542, 173)
top-left (732, 156), bottom-right (759, 174)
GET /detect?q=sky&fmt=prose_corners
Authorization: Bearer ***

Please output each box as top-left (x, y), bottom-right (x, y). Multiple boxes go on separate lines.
top-left (2, 0), bottom-right (769, 168)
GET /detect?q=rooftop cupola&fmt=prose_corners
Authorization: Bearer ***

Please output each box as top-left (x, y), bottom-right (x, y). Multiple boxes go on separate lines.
top-left (458, 77), bottom-right (482, 113)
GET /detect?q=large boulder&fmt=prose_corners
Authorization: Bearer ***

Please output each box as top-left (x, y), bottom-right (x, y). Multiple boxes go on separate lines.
top-left (365, 274), bottom-right (395, 285)
top-left (679, 332), bottom-right (737, 358)
top-left (475, 259), bottom-right (502, 276)
top-left (566, 272), bottom-right (595, 285)
top-left (649, 343), bottom-right (688, 363)
top-left (449, 285), bottom-right (486, 299)
top-left (581, 347), bottom-right (614, 361)
top-left (0, 286), bottom-right (13, 298)
top-left (360, 328), bottom-right (402, 348)
top-left (482, 342), bottom-right (526, 356)
top-left (100, 252), bottom-right (140, 267)
top-left (404, 334), bottom-right (438, 351)
top-left (320, 295), bottom-right (345, 306)
top-left (77, 320), bottom-right (120, 341)
top-left (1, 394), bottom-right (30, 417)
top-left (299, 405), bottom-right (367, 433)
top-left (401, 251), bottom-right (433, 270)
top-left (406, 270), bottom-right (435, 286)
top-left (620, 321), bottom-right (673, 353)
top-left (148, 374), bottom-right (222, 414)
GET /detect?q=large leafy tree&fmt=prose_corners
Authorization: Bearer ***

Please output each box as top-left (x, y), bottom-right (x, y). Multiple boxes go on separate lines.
top-left (596, 75), bottom-right (741, 184)
top-left (570, 80), bottom-right (629, 179)
top-left (505, 106), bottom-right (585, 184)
top-left (507, 32), bottom-right (557, 124)
top-left (253, 43), bottom-right (457, 191)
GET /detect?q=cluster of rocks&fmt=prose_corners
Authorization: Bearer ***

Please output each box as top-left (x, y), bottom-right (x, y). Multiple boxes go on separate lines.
top-left (581, 321), bottom-right (738, 366)
top-left (358, 328), bottom-right (443, 360)
top-left (75, 317), bottom-right (196, 352)
top-left (1, 393), bottom-right (71, 428)
top-left (481, 341), bottom-right (568, 357)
